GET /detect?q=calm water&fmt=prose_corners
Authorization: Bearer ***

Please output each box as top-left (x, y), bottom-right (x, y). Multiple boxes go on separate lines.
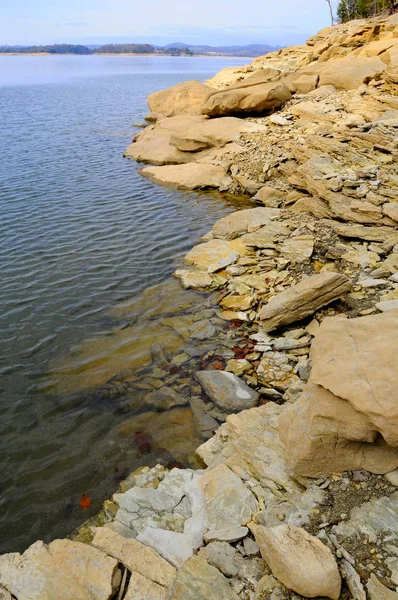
top-left (0, 55), bottom-right (249, 553)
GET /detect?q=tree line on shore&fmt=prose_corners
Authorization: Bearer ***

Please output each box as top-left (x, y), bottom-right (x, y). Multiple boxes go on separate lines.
top-left (0, 43), bottom-right (194, 55)
top-left (336, 0), bottom-right (396, 21)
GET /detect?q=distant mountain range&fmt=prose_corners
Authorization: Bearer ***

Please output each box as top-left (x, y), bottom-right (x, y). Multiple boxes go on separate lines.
top-left (0, 42), bottom-right (278, 57)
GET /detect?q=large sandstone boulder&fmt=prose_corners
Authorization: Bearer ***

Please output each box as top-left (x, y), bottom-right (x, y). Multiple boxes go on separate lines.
top-left (201, 80), bottom-right (291, 117)
top-left (280, 310), bottom-right (398, 477)
top-left (301, 56), bottom-right (387, 90)
top-left (141, 163), bottom-right (232, 190)
top-left (253, 524), bottom-right (341, 600)
top-left (170, 116), bottom-right (267, 152)
top-left (259, 272), bottom-right (352, 332)
top-left (147, 80), bottom-right (214, 117)
top-left (125, 114), bottom-right (266, 165)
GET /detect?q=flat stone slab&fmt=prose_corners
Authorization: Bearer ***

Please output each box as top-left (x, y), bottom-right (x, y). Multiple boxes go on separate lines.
top-left (142, 163), bottom-right (232, 190)
top-left (91, 527), bottom-right (176, 588)
top-left (195, 370), bottom-right (259, 413)
top-left (259, 272), bottom-right (352, 332)
top-left (212, 207), bottom-right (281, 240)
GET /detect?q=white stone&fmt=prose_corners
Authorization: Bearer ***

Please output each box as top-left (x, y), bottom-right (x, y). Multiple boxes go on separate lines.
top-left (137, 528), bottom-right (196, 568)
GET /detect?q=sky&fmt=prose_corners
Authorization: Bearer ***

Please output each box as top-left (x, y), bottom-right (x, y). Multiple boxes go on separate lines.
top-left (0, 0), bottom-right (334, 47)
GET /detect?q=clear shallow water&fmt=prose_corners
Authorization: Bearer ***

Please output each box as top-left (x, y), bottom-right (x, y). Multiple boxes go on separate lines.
top-left (0, 55), bottom-right (249, 552)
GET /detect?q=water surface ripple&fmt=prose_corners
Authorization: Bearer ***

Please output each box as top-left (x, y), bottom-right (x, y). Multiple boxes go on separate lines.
top-left (0, 55), bottom-right (249, 552)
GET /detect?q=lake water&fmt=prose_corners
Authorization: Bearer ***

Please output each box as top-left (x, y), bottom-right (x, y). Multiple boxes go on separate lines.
top-left (0, 54), bottom-right (250, 553)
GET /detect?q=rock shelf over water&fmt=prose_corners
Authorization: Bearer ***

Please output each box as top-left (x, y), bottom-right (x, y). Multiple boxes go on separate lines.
top-left (2, 11), bottom-right (398, 600)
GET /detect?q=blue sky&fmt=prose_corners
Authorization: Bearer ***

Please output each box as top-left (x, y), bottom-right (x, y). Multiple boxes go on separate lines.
top-left (0, 0), bottom-right (334, 46)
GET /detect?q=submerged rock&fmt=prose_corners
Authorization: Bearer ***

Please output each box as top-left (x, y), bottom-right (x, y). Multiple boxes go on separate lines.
top-left (195, 370), bottom-right (259, 413)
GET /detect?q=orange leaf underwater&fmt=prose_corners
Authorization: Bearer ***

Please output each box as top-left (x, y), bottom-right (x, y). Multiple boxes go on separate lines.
top-left (79, 493), bottom-right (92, 510)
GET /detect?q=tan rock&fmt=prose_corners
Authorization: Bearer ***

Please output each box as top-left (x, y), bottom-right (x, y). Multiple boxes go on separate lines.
top-left (212, 207), bottom-right (281, 239)
top-left (330, 222), bottom-right (398, 244)
top-left (184, 238), bottom-right (247, 270)
top-left (91, 528), bottom-right (176, 588)
top-left (280, 311), bottom-right (398, 477)
top-left (383, 203), bottom-right (398, 222)
top-left (290, 196), bottom-right (334, 219)
top-left (259, 272), bottom-right (352, 332)
top-left (311, 310), bottom-right (398, 446)
top-left (201, 80), bottom-right (291, 117)
top-left (171, 116), bottom-right (267, 152)
top-left (280, 380), bottom-right (398, 477)
top-left (124, 572), bottom-right (167, 600)
top-left (174, 268), bottom-right (214, 290)
top-left (147, 80), bottom-right (214, 117)
top-left (254, 186), bottom-right (285, 208)
top-left (200, 464), bottom-right (258, 532)
top-left (0, 588), bottom-right (11, 600)
top-left (279, 234), bottom-right (314, 263)
top-left (142, 163), bottom-right (232, 190)
top-left (284, 72), bottom-right (319, 94)
top-left (303, 56), bottom-right (387, 90)
top-left (220, 294), bottom-right (255, 311)
top-left (0, 539), bottom-right (120, 600)
top-left (167, 555), bottom-right (239, 600)
top-left (253, 524), bottom-right (341, 600)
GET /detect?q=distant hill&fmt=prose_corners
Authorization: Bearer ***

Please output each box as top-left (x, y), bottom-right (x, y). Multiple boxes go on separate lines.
top-left (0, 42), bottom-right (278, 58)
top-left (163, 43), bottom-right (279, 56)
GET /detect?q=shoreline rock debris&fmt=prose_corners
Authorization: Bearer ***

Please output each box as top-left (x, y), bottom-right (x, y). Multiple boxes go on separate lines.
top-left (2, 10), bottom-right (398, 600)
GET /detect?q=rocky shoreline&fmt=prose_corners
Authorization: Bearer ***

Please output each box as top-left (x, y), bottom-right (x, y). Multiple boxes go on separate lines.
top-left (1, 11), bottom-right (398, 600)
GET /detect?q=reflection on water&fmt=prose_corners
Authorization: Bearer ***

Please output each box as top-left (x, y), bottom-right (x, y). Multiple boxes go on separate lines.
top-left (0, 55), bottom-right (251, 552)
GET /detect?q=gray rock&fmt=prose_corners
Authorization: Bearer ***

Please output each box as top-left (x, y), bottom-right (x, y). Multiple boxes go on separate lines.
top-left (367, 574), bottom-right (398, 599)
top-left (200, 464), bottom-right (258, 534)
top-left (334, 492), bottom-right (398, 543)
top-left (195, 371), bottom-right (258, 413)
top-left (243, 537), bottom-right (260, 556)
top-left (166, 555), bottom-right (240, 599)
top-left (386, 557), bottom-right (398, 585)
top-left (143, 386), bottom-right (188, 411)
top-left (199, 542), bottom-right (239, 577)
top-left (203, 527), bottom-right (249, 544)
top-left (376, 299), bottom-right (398, 312)
top-left (340, 560), bottom-right (366, 600)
